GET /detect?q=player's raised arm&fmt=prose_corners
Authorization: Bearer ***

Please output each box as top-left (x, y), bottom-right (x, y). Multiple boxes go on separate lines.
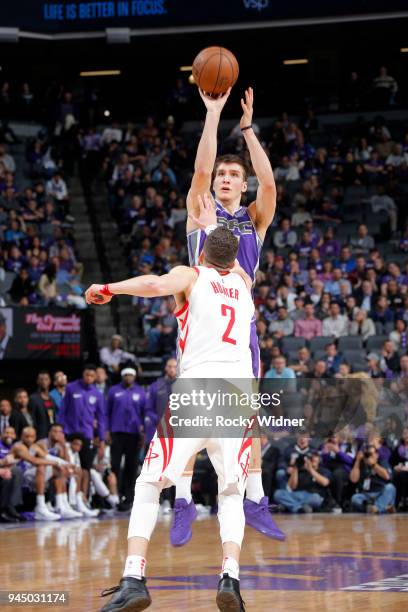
top-left (85, 266), bottom-right (198, 303)
top-left (187, 88), bottom-right (231, 230)
top-left (241, 87), bottom-right (276, 234)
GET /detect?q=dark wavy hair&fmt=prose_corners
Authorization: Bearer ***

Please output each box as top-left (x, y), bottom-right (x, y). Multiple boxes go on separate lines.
top-left (203, 226), bottom-right (239, 269)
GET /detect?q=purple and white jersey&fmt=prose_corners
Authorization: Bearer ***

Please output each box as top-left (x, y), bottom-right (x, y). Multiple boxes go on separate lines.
top-left (187, 200), bottom-right (263, 285)
top-left (187, 199), bottom-right (263, 377)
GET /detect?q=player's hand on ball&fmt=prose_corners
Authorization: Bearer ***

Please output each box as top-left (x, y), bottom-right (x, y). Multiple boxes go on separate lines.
top-left (85, 284), bottom-right (112, 305)
top-left (240, 86), bottom-right (254, 129)
top-left (188, 192), bottom-right (217, 229)
top-left (199, 87), bottom-right (231, 114)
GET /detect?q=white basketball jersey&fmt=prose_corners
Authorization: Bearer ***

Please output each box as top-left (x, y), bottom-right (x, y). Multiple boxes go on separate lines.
top-left (175, 266), bottom-right (254, 374)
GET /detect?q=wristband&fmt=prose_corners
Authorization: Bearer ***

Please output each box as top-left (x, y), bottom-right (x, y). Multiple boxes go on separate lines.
top-left (100, 284), bottom-right (114, 297)
top-left (205, 224), bottom-right (217, 236)
top-left (241, 125), bottom-right (252, 132)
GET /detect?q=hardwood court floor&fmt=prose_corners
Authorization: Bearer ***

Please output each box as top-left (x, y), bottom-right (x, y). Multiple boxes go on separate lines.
top-left (1, 513), bottom-right (408, 611)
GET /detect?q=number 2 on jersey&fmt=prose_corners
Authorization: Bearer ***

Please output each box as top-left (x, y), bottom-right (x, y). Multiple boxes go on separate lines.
top-left (221, 304), bottom-right (236, 345)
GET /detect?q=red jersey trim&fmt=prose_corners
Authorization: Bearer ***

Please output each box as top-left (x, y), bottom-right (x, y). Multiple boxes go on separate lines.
top-left (174, 301), bottom-right (189, 318)
top-left (192, 266), bottom-right (200, 276)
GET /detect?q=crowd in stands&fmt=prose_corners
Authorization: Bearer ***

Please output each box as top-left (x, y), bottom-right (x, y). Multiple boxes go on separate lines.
top-left (0, 139), bottom-right (87, 308)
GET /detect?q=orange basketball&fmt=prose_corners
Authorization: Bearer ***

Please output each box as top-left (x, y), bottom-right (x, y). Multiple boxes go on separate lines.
top-left (192, 46), bottom-right (239, 96)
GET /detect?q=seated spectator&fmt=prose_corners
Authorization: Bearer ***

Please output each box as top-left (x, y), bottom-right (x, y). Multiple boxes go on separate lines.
top-left (354, 279), bottom-right (378, 312)
top-left (365, 352), bottom-right (384, 378)
top-left (371, 296), bottom-right (395, 334)
top-left (13, 388), bottom-right (33, 431)
top-left (322, 302), bottom-right (348, 338)
top-left (390, 426), bottom-right (408, 510)
top-left (319, 227), bottom-right (341, 258)
top-left (276, 285), bottom-right (296, 312)
top-left (288, 347), bottom-right (313, 377)
top-left (99, 334), bottom-right (138, 377)
top-left (46, 172), bottom-right (69, 203)
top-left (294, 302), bottom-right (322, 339)
top-left (350, 224), bottom-right (375, 254)
top-left (289, 295), bottom-right (306, 321)
top-left (37, 423), bottom-right (82, 518)
top-left (273, 218), bottom-right (297, 249)
top-left (320, 430), bottom-right (357, 509)
top-left (389, 319), bottom-right (408, 351)
top-left (9, 267), bottom-right (35, 305)
top-left (370, 185), bottom-right (397, 232)
top-left (350, 445), bottom-right (396, 514)
top-left (373, 66), bottom-right (398, 106)
top-left (0, 398), bottom-right (29, 439)
top-left (264, 356), bottom-right (296, 381)
top-left (291, 202), bottom-right (312, 227)
top-left (349, 308), bottom-right (376, 340)
top-left (323, 342), bottom-right (345, 376)
top-left (390, 355), bottom-right (408, 396)
top-left (382, 413), bottom-right (404, 452)
top-left (311, 362), bottom-right (329, 384)
top-left (324, 267), bottom-right (343, 297)
top-left (268, 306), bottom-right (294, 338)
top-left (37, 263), bottom-right (58, 305)
top-left (11, 426), bottom-right (70, 521)
top-left (380, 340), bottom-right (400, 375)
top-left (386, 143), bottom-right (408, 167)
top-left (0, 429), bottom-right (25, 522)
top-left (274, 451), bottom-right (331, 513)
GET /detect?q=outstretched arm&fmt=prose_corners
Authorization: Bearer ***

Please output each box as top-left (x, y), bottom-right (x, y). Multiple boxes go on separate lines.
top-left (187, 88), bottom-right (231, 230)
top-left (85, 266), bottom-right (197, 304)
top-left (241, 88), bottom-right (276, 235)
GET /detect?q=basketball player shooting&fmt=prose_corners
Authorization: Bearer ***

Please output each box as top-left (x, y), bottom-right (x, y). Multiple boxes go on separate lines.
top-left (170, 86), bottom-right (285, 545)
top-left (86, 224), bottom-right (255, 612)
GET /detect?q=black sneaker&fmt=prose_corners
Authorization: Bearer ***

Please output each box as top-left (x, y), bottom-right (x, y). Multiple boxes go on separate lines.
top-left (216, 573), bottom-right (245, 612)
top-left (99, 576), bottom-right (151, 611)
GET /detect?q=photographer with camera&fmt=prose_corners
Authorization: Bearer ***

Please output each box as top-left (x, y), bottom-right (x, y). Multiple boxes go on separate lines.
top-left (275, 429), bottom-right (314, 490)
top-left (350, 445), bottom-right (396, 514)
top-left (273, 451), bottom-right (331, 513)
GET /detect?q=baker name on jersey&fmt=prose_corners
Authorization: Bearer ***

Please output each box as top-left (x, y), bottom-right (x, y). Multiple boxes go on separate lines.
top-left (210, 281), bottom-right (239, 300)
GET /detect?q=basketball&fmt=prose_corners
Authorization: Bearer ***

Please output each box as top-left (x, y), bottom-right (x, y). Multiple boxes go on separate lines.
top-left (192, 46), bottom-right (239, 96)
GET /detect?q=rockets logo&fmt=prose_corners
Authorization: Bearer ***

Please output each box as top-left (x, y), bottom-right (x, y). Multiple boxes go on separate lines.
top-left (144, 441), bottom-right (159, 467)
top-left (240, 451), bottom-right (251, 480)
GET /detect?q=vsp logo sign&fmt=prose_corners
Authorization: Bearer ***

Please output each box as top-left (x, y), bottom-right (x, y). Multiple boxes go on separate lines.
top-left (243, 0), bottom-right (269, 11)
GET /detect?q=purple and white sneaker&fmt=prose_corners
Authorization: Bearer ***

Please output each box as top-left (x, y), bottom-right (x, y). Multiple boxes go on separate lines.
top-left (244, 496), bottom-right (286, 541)
top-left (170, 499), bottom-right (197, 547)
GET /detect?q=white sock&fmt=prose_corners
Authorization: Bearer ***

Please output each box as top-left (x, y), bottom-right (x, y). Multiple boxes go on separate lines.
top-left (36, 494), bottom-right (46, 509)
top-left (55, 493), bottom-right (65, 510)
top-left (123, 555), bottom-right (146, 579)
top-left (107, 494), bottom-right (119, 507)
top-left (176, 473), bottom-right (193, 504)
top-left (221, 556), bottom-right (239, 580)
top-left (68, 478), bottom-right (77, 506)
top-left (76, 492), bottom-right (88, 511)
top-left (245, 471), bottom-right (264, 504)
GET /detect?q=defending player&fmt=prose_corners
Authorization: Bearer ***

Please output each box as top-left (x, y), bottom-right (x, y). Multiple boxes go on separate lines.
top-left (170, 87), bottom-right (285, 545)
top-left (86, 226), bottom-right (253, 612)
